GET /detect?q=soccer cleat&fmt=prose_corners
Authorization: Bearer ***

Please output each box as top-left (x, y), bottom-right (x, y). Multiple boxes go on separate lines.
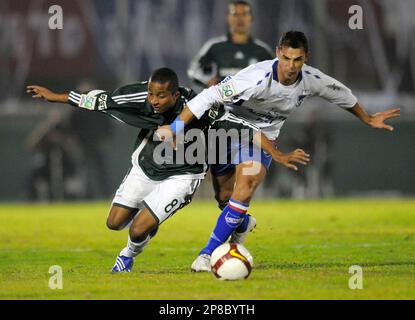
top-left (111, 255), bottom-right (134, 273)
top-left (229, 215), bottom-right (257, 245)
top-left (191, 254), bottom-right (211, 272)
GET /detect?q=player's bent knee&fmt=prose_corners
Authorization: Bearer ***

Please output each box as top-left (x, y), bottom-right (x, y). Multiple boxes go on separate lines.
top-left (106, 205), bottom-right (137, 231)
top-left (106, 217), bottom-right (123, 231)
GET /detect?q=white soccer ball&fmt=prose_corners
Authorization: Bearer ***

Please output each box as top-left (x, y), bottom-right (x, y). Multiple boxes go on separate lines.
top-left (210, 243), bottom-right (254, 280)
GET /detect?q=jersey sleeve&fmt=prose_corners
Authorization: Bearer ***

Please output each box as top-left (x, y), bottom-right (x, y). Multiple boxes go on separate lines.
top-left (67, 84), bottom-right (163, 129)
top-left (187, 64), bottom-right (264, 119)
top-left (313, 70), bottom-right (358, 109)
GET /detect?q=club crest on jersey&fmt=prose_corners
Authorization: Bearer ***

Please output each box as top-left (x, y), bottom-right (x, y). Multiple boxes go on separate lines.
top-left (208, 103), bottom-right (221, 121)
top-left (235, 51), bottom-right (245, 60)
top-left (217, 82), bottom-right (237, 100)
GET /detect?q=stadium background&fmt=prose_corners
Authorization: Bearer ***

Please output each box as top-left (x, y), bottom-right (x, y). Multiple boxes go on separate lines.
top-left (0, 0), bottom-right (414, 202)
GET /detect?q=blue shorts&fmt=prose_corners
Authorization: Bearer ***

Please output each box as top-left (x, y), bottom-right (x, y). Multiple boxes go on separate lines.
top-left (210, 139), bottom-right (277, 177)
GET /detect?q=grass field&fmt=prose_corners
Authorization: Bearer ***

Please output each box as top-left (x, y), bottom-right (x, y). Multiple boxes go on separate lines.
top-left (0, 199), bottom-right (414, 300)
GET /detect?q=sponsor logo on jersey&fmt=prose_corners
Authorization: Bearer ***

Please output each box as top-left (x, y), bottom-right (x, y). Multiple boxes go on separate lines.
top-left (98, 94), bottom-right (108, 110)
top-left (247, 108), bottom-right (287, 124)
top-left (327, 83), bottom-right (342, 91)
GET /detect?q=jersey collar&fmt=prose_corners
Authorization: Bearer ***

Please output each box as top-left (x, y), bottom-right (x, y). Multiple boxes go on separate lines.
top-left (272, 60), bottom-right (303, 84)
top-left (272, 60), bottom-right (279, 81)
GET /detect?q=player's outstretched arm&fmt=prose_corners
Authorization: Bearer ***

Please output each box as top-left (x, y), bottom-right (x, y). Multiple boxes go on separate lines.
top-left (26, 85), bottom-right (69, 103)
top-left (253, 131), bottom-right (310, 171)
top-left (348, 103), bottom-right (401, 132)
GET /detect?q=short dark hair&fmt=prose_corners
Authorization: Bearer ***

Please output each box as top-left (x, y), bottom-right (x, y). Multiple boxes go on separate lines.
top-left (149, 68), bottom-right (179, 93)
top-left (228, 1), bottom-right (253, 15)
top-left (278, 31), bottom-right (309, 54)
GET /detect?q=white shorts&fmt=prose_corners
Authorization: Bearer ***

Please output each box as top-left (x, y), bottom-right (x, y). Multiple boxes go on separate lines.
top-left (112, 166), bottom-right (202, 224)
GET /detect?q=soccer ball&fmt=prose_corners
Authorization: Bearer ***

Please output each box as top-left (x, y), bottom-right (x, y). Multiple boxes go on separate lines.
top-left (210, 243), bottom-right (254, 280)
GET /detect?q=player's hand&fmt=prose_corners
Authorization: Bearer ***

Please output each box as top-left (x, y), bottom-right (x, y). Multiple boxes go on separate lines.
top-left (26, 85), bottom-right (62, 102)
top-left (368, 108), bottom-right (401, 132)
top-left (155, 125), bottom-right (177, 150)
top-left (272, 148), bottom-right (310, 171)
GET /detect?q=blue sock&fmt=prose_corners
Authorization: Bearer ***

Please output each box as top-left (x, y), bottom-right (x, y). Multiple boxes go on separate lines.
top-left (200, 199), bottom-right (249, 255)
top-left (236, 214), bottom-right (250, 233)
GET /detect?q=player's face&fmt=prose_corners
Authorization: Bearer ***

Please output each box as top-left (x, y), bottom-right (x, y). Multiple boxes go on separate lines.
top-left (276, 46), bottom-right (308, 85)
top-left (228, 4), bottom-right (252, 35)
top-left (148, 81), bottom-right (179, 114)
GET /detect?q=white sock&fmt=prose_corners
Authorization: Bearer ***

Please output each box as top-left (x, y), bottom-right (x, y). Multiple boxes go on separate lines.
top-left (120, 235), bottom-right (151, 258)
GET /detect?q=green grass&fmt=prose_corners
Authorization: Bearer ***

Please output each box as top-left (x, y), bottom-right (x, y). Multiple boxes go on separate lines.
top-left (0, 199), bottom-right (414, 300)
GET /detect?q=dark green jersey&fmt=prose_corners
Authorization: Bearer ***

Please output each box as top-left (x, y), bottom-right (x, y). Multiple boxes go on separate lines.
top-left (188, 34), bottom-right (274, 88)
top-left (68, 82), bottom-right (214, 181)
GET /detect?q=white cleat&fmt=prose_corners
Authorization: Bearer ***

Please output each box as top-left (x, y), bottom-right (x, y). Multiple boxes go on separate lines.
top-left (230, 215), bottom-right (257, 245)
top-left (191, 254), bottom-right (211, 272)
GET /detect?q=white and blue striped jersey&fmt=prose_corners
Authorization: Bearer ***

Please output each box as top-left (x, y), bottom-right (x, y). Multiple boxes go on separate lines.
top-left (187, 59), bottom-right (358, 140)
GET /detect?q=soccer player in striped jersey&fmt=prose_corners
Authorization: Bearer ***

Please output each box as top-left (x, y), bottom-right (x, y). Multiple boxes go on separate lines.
top-left (158, 31), bottom-right (400, 272)
top-left (188, 0), bottom-right (273, 89)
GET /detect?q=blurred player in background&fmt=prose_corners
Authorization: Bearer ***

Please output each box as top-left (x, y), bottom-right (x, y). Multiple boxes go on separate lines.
top-left (26, 80), bottom-right (113, 202)
top-left (25, 111), bottom-right (78, 201)
top-left (158, 31), bottom-right (401, 272)
top-left (188, 0), bottom-right (273, 90)
top-left (66, 80), bottom-right (113, 200)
